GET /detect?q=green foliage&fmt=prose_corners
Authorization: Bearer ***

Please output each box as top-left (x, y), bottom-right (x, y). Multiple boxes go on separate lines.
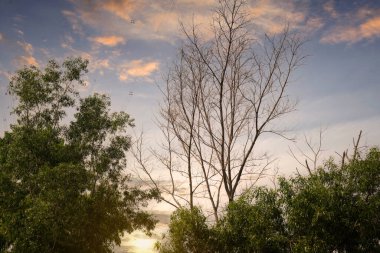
top-left (215, 188), bottom-right (289, 253)
top-left (158, 147), bottom-right (380, 253)
top-left (156, 207), bottom-right (212, 253)
top-left (0, 58), bottom-right (158, 253)
top-left (281, 147), bottom-right (380, 252)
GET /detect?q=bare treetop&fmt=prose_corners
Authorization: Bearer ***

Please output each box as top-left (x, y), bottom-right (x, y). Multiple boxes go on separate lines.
top-left (134, 0), bottom-right (306, 221)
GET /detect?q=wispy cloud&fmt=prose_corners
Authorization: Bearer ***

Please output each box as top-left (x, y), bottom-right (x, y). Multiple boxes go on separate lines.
top-left (321, 10), bottom-right (380, 44)
top-left (16, 41), bottom-right (38, 66)
top-left (89, 35), bottom-right (125, 47)
top-left (119, 60), bottom-right (159, 82)
top-left (63, 0), bottom-right (316, 44)
top-left (61, 34), bottom-right (75, 49)
top-left (318, 3), bottom-right (380, 44)
top-left (63, 0), bottom-right (215, 43)
top-left (248, 0), bottom-right (306, 34)
top-left (62, 10), bottom-right (85, 36)
top-left (100, 0), bottom-right (138, 21)
top-left (323, 0), bottom-right (338, 19)
top-left (302, 17), bottom-right (325, 34)
top-left (0, 33), bottom-right (3, 41)
top-left (0, 69), bottom-right (11, 80)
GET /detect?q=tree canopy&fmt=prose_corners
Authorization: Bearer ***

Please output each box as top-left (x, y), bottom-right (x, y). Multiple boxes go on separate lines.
top-left (0, 58), bottom-right (158, 253)
top-left (157, 147), bottom-right (380, 253)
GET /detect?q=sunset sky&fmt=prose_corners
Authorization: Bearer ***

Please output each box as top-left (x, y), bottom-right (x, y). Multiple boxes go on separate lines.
top-left (1, 0), bottom-right (380, 252)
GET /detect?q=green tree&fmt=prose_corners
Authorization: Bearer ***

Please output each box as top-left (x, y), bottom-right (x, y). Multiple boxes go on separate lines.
top-left (156, 207), bottom-right (212, 253)
top-left (215, 188), bottom-right (289, 253)
top-left (0, 58), bottom-right (158, 253)
top-left (281, 147), bottom-right (380, 252)
top-left (157, 146), bottom-right (380, 253)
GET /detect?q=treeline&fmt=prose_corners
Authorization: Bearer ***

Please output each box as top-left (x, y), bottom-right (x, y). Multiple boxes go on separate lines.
top-left (157, 147), bottom-right (380, 252)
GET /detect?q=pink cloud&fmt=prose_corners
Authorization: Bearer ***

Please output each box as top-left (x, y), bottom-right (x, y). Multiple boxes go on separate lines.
top-left (100, 0), bottom-right (137, 21)
top-left (321, 15), bottom-right (380, 44)
top-left (323, 0), bottom-right (338, 19)
top-left (304, 17), bottom-right (325, 33)
top-left (17, 55), bottom-right (38, 66)
top-left (361, 16), bottom-right (380, 38)
top-left (65, 0), bottom-right (312, 43)
top-left (119, 60), bottom-right (159, 81)
top-left (16, 41), bottom-right (38, 67)
top-left (89, 35), bottom-right (125, 47)
top-left (248, 0), bottom-right (306, 35)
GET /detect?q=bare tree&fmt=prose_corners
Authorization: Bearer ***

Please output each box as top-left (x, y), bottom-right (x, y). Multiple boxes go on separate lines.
top-left (133, 0), bottom-right (305, 221)
top-left (289, 128), bottom-right (325, 175)
top-left (289, 129), bottom-right (364, 176)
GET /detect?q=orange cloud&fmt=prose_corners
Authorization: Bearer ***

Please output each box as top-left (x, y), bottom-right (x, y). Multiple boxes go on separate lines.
top-left (361, 16), bottom-right (380, 38)
top-left (65, 0), bottom-right (215, 43)
top-left (90, 35), bottom-right (125, 46)
top-left (0, 33), bottom-right (3, 41)
top-left (16, 41), bottom-right (38, 67)
top-left (100, 0), bottom-right (137, 21)
top-left (18, 55), bottom-right (38, 66)
top-left (119, 60), bottom-right (159, 81)
top-left (321, 15), bottom-right (380, 44)
top-left (248, 0), bottom-right (306, 34)
top-left (66, 0), bottom-right (309, 44)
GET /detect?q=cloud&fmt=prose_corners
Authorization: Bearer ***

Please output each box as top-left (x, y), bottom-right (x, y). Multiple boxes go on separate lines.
top-left (57, 31), bottom-right (116, 79)
top-left (64, 0), bottom-right (315, 44)
top-left (16, 41), bottom-right (38, 67)
top-left (0, 33), bottom-right (3, 41)
top-left (61, 34), bottom-right (75, 49)
top-left (248, 0), bottom-right (306, 34)
top-left (321, 15), bottom-right (380, 44)
top-left (361, 16), bottom-right (380, 38)
top-left (89, 35), bottom-right (125, 47)
top-left (146, 11), bottom-right (179, 36)
top-left (100, 0), bottom-right (138, 21)
top-left (323, 0), bottom-right (338, 19)
top-left (93, 59), bottom-right (110, 69)
top-left (17, 56), bottom-right (38, 66)
top-left (90, 59), bottom-right (111, 75)
top-left (319, 4), bottom-right (380, 44)
top-left (17, 41), bottom-right (33, 55)
top-left (0, 69), bottom-right (11, 80)
top-left (119, 60), bottom-right (159, 81)
top-left (62, 10), bottom-right (85, 36)
top-left (176, 0), bottom-right (215, 6)
top-left (303, 17), bottom-right (325, 34)
top-left (15, 29), bottom-right (24, 36)
top-left (64, 0), bottom-right (215, 43)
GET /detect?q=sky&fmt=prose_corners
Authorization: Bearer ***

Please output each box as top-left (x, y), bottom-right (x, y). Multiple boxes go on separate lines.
top-left (1, 0), bottom-right (380, 252)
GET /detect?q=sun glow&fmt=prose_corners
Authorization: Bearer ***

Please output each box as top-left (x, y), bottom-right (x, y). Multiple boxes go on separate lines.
top-left (132, 238), bottom-right (156, 253)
